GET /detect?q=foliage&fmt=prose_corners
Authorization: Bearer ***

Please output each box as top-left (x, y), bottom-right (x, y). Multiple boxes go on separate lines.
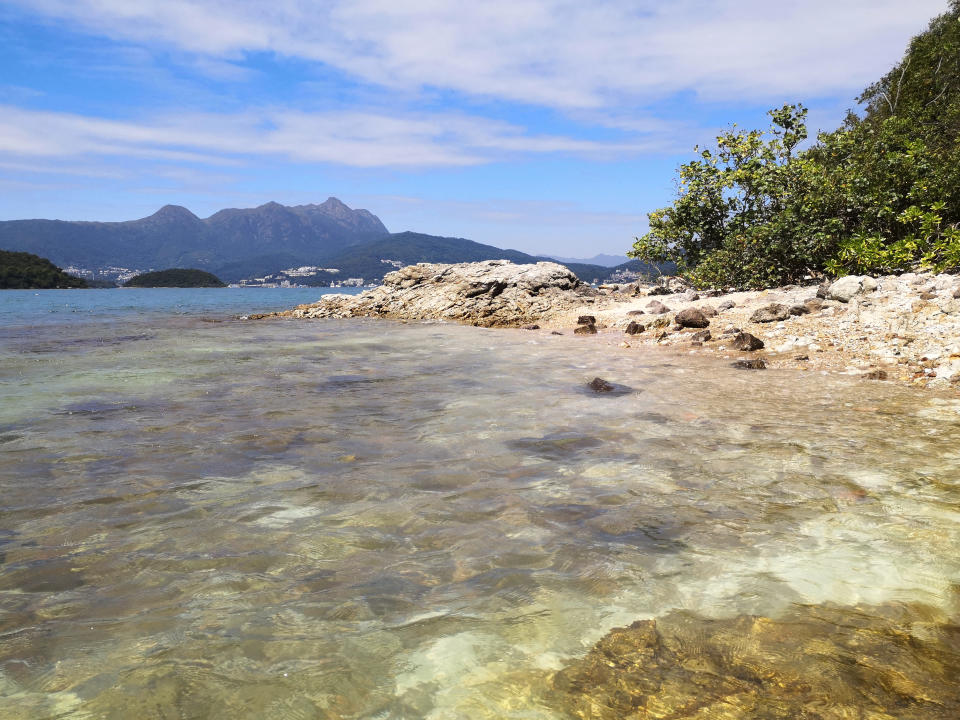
top-left (631, 3), bottom-right (960, 287)
top-left (0, 250), bottom-right (88, 289)
top-left (124, 269), bottom-right (226, 288)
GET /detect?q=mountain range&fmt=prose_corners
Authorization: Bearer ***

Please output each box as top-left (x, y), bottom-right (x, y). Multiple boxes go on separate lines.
top-left (0, 198), bottom-right (662, 284)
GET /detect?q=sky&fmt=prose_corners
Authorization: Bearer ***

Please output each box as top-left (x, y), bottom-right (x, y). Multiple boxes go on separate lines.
top-left (0, 1), bottom-right (949, 258)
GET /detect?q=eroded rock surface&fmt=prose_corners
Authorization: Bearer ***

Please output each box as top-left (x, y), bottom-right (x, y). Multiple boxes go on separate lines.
top-left (549, 603), bottom-right (960, 719)
top-left (275, 260), bottom-right (595, 327)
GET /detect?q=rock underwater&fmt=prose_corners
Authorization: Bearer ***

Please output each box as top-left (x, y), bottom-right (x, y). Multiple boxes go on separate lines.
top-left (547, 602), bottom-right (960, 719)
top-left (275, 260), bottom-right (597, 328)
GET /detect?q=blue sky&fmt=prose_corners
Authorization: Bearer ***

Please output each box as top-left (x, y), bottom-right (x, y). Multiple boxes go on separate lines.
top-left (0, 0), bottom-right (948, 257)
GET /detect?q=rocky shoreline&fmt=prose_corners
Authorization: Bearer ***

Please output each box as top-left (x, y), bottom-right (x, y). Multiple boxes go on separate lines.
top-left (263, 259), bottom-right (960, 393)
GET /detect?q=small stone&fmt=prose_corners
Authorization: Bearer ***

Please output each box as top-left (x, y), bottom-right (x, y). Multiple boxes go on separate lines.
top-left (647, 300), bottom-right (671, 314)
top-left (731, 358), bottom-right (767, 370)
top-left (732, 332), bottom-right (764, 351)
top-left (816, 283), bottom-right (831, 299)
top-left (789, 304), bottom-right (811, 316)
top-left (804, 298), bottom-right (824, 311)
top-left (718, 299), bottom-right (736, 311)
top-left (750, 304), bottom-right (791, 323)
top-left (952, 287), bottom-right (960, 299)
top-left (675, 308), bottom-right (710, 328)
top-left (919, 291), bottom-right (937, 301)
top-left (551, 331), bottom-right (564, 335)
top-left (682, 289), bottom-right (700, 301)
top-left (577, 315), bottom-right (596, 325)
top-left (690, 329), bottom-right (711, 343)
top-left (574, 324), bottom-right (597, 335)
top-left (521, 324), bottom-right (540, 330)
top-left (699, 305), bottom-right (718, 317)
top-left (626, 309), bottom-right (645, 316)
top-left (794, 354), bottom-right (810, 361)
top-left (703, 289), bottom-right (723, 297)
top-left (588, 377), bottom-right (614, 392)
top-left (650, 316), bottom-right (671, 329)
top-left (624, 321), bottom-right (645, 335)
top-left (863, 369), bottom-right (888, 380)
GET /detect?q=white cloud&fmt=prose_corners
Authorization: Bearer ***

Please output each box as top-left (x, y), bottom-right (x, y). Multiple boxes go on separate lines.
top-left (0, 104), bottom-right (666, 168)
top-left (12, 0), bottom-right (949, 107)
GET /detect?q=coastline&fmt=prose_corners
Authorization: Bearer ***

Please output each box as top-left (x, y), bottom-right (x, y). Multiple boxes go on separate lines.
top-left (542, 271), bottom-right (960, 391)
top-left (265, 260), bottom-right (960, 393)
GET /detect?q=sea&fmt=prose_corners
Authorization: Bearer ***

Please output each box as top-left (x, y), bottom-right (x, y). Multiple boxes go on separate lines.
top-left (1, 287), bottom-right (959, 718)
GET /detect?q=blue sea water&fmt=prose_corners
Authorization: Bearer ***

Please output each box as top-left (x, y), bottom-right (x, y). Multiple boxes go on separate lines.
top-left (0, 286), bottom-right (358, 327)
top-left (1, 288), bottom-right (960, 718)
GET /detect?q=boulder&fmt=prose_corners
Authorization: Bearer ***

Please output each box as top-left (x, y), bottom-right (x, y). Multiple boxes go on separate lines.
top-left (828, 275), bottom-right (877, 303)
top-left (647, 300), bottom-right (671, 314)
top-left (577, 315), bottom-right (597, 325)
top-left (624, 321), bottom-right (644, 335)
top-left (675, 308), bottom-right (710, 328)
top-left (750, 303), bottom-right (791, 323)
top-left (731, 332), bottom-right (764, 351)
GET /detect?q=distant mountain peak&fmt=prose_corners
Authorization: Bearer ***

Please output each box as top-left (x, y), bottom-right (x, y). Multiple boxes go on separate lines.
top-left (151, 204), bottom-right (199, 221)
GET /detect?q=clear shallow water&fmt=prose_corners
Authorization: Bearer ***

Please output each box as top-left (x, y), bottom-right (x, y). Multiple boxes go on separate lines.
top-left (1, 290), bottom-right (960, 718)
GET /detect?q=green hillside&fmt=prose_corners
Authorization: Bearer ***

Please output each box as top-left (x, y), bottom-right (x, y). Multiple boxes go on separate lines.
top-left (0, 250), bottom-right (88, 289)
top-left (124, 269), bottom-right (226, 288)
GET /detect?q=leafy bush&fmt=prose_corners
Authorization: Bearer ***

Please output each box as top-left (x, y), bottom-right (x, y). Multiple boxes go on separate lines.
top-left (631, 2), bottom-right (960, 287)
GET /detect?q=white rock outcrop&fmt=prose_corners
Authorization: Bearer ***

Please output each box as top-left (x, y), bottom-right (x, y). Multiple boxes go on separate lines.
top-left (828, 275), bottom-right (877, 303)
top-left (281, 260), bottom-right (596, 327)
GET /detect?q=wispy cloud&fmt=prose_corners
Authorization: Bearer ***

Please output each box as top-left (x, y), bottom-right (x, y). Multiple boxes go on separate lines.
top-left (0, 105), bottom-right (670, 168)
top-left (11, 0), bottom-right (947, 107)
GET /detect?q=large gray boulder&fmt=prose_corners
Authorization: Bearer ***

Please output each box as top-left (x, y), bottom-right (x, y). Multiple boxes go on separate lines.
top-left (279, 260), bottom-right (594, 327)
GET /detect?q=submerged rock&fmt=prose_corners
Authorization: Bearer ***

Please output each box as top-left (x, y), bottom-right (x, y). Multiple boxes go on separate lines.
top-left (548, 603), bottom-right (960, 720)
top-left (587, 377), bottom-right (614, 393)
top-left (276, 260), bottom-right (594, 328)
top-left (574, 324), bottom-right (597, 335)
top-left (732, 357), bottom-right (767, 369)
